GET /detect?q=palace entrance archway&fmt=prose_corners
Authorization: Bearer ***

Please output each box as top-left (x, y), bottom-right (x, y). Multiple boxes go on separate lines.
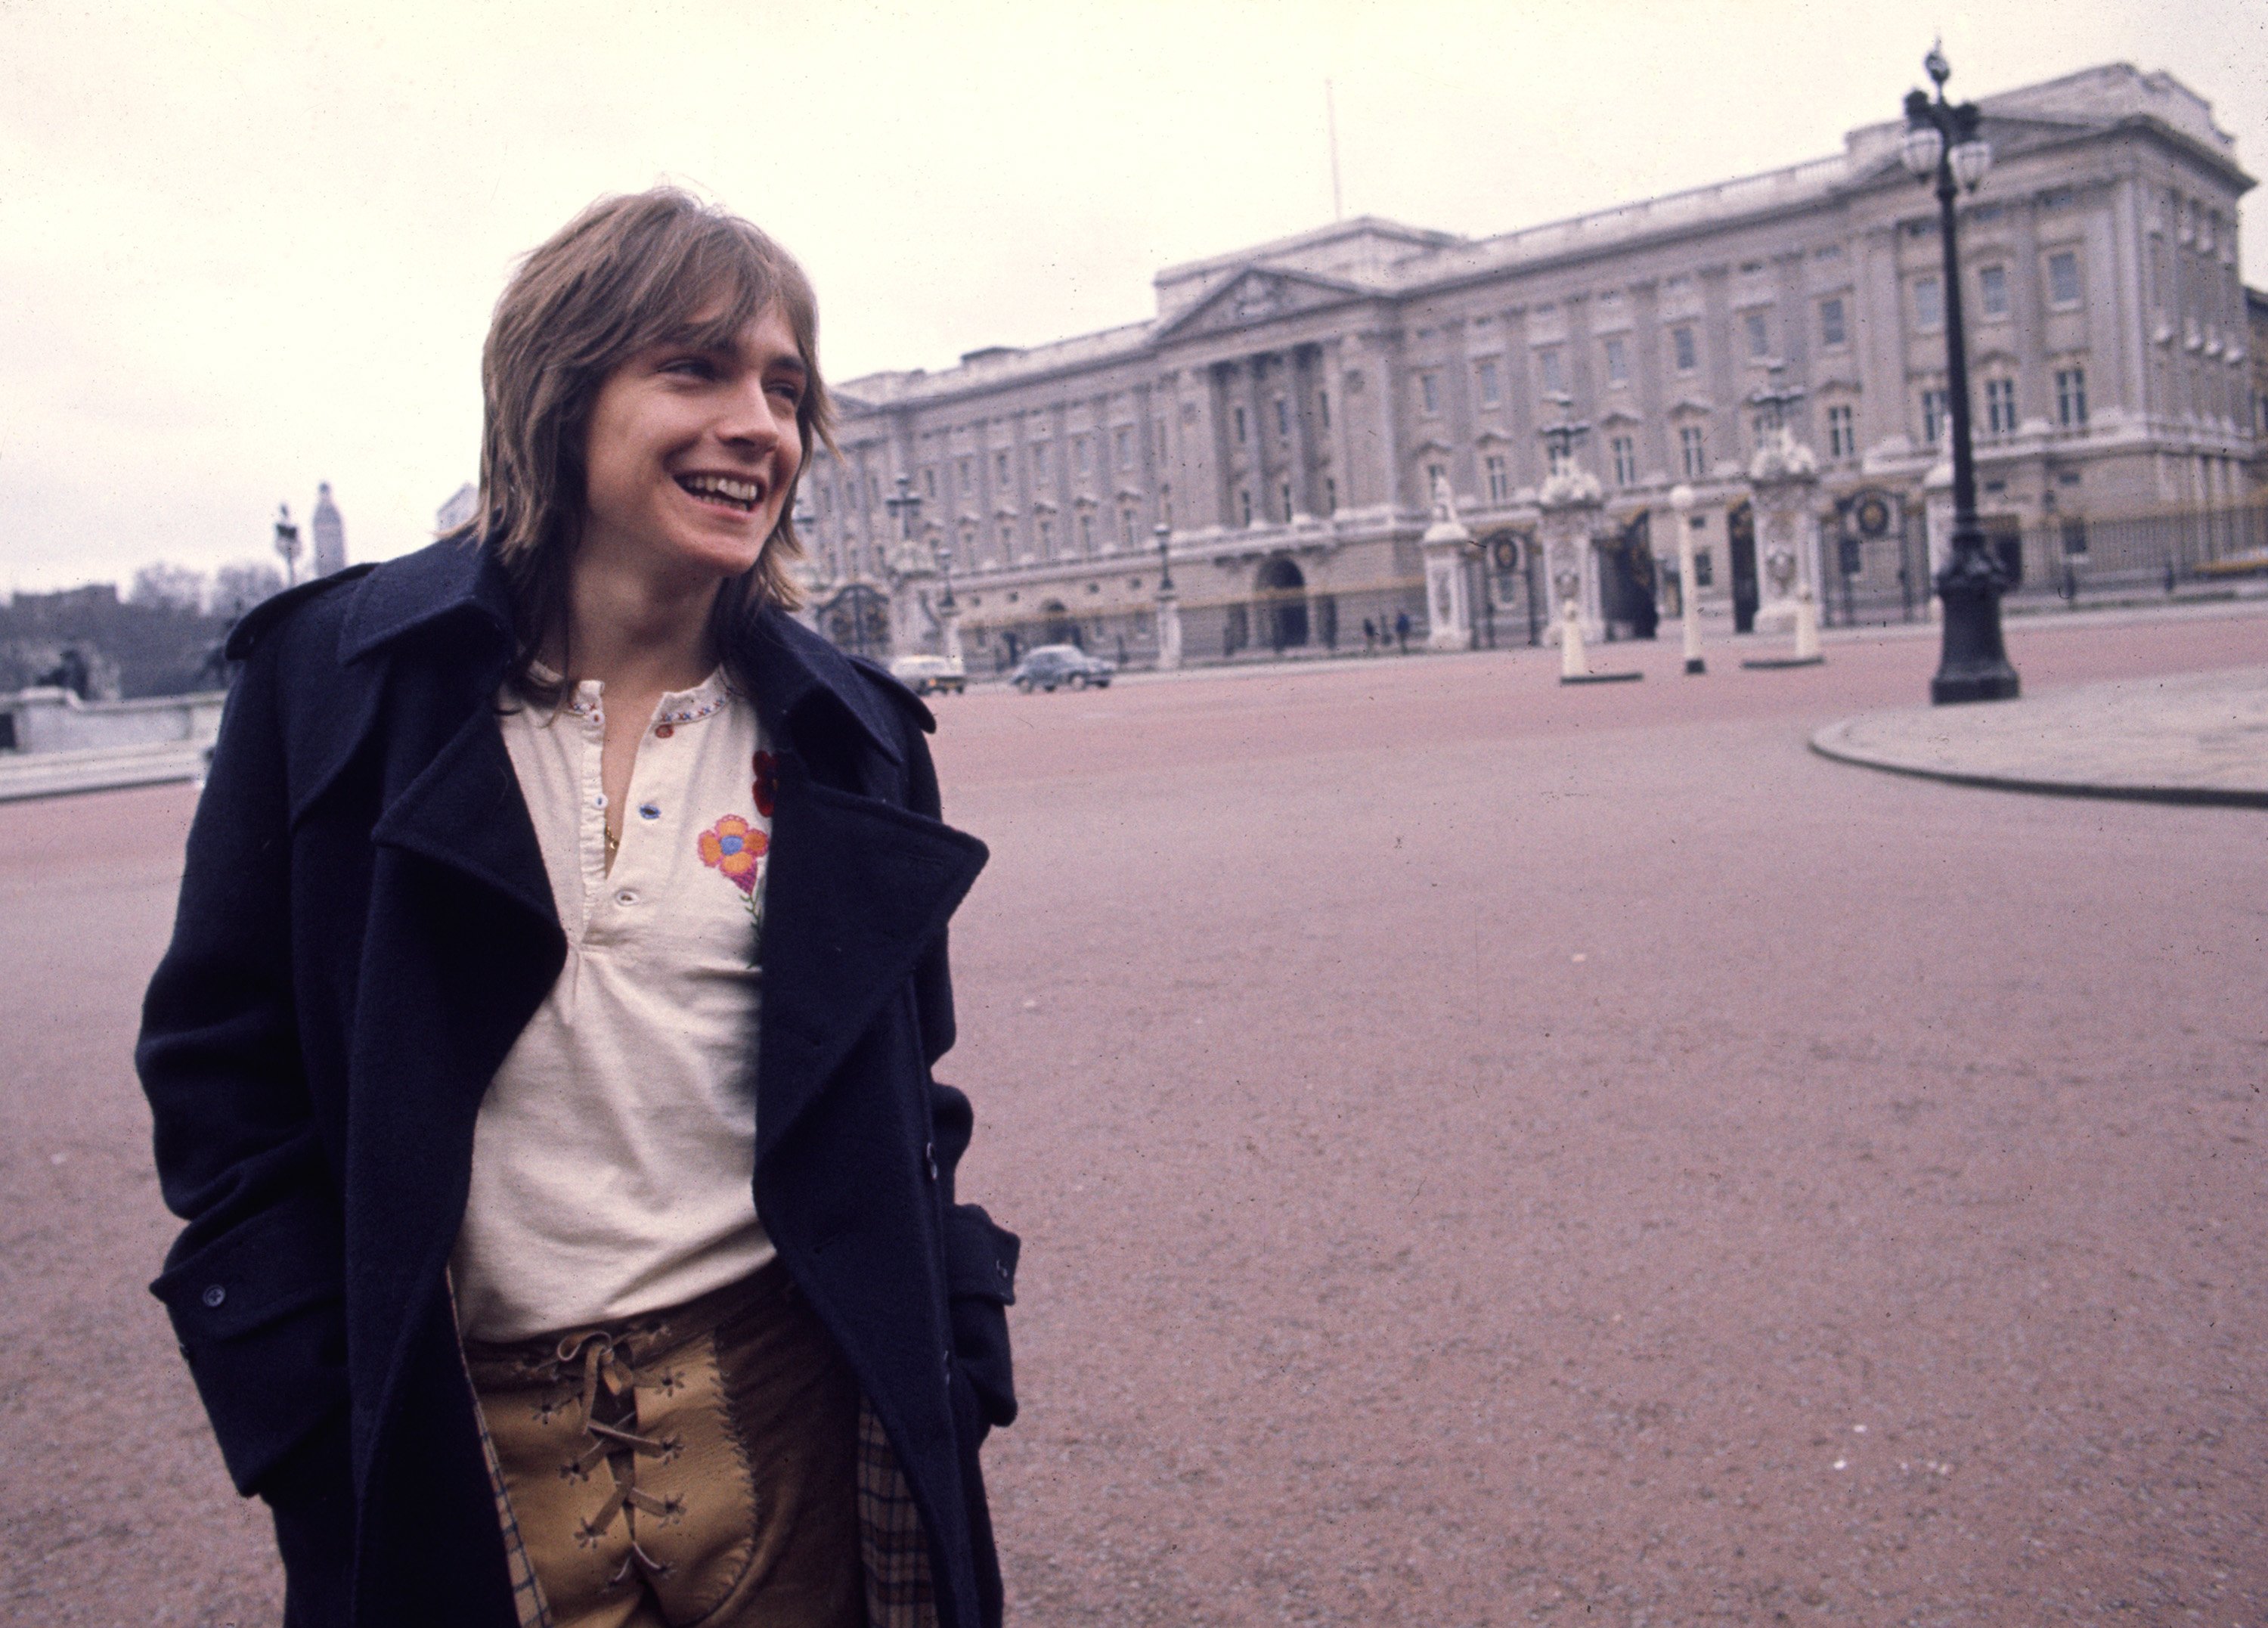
top-left (1256, 555), bottom-right (1309, 650)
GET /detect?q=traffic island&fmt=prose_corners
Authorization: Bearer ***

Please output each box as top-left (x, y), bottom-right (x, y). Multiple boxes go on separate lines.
top-left (1810, 665), bottom-right (2268, 808)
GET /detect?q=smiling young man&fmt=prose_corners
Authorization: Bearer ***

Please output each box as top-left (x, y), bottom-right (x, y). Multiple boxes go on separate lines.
top-left (138, 189), bottom-right (1019, 1628)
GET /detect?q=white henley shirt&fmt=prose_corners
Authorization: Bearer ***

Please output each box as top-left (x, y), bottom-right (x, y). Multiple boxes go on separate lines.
top-left (450, 667), bottom-right (779, 1341)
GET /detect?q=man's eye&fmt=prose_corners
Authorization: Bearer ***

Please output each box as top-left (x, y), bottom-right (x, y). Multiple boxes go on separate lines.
top-left (768, 380), bottom-right (804, 408)
top-left (663, 356), bottom-right (717, 379)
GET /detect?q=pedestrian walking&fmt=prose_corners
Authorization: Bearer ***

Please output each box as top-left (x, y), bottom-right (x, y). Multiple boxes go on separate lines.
top-left (1395, 610), bottom-right (1411, 652)
top-left (138, 188), bottom-right (1018, 1628)
top-left (1362, 616), bottom-right (1376, 652)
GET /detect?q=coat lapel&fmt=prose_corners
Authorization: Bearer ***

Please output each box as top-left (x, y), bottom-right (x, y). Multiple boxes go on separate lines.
top-left (368, 700), bottom-right (558, 932)
top-left (754, 749), bottom-right (986, 1164)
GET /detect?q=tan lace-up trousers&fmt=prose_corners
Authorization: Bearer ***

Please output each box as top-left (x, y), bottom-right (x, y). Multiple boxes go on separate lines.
top-left (465, 1261), bottom-right (871, 1628)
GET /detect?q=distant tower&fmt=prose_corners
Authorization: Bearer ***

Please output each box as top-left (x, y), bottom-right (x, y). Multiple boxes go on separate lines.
top-left (311, 482), bottom-right (348, 576)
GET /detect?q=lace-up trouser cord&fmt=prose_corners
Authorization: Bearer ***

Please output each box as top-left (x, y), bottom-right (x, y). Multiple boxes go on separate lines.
top-left (464, 1261), bottom-right (864, 1628)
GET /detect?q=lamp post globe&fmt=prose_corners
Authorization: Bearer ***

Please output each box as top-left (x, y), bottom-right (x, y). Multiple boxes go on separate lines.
top-left (1904, 42), bottom-right (2019, 704)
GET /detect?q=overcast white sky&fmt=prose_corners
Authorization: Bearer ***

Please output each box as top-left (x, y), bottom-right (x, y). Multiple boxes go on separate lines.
top-left (3, 0), bottom-right (2263, 594)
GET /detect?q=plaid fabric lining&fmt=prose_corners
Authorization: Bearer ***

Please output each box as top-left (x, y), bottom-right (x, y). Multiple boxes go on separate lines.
top-left (857, 1397), bottom-right (940, 1628)
top-left (468, 1350), bottom-right (938, 1628)
top-left (478, 1398), bottom-right (553, 1628)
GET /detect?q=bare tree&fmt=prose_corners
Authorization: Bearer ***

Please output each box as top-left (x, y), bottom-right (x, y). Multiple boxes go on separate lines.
top-left (210, 560), bottom-right (286, 620)
top-left (129, 561), bottom-right (211, 612)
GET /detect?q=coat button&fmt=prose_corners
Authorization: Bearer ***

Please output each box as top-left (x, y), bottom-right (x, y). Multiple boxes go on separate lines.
top-left (200, 1284), bottom-right (227, 1309)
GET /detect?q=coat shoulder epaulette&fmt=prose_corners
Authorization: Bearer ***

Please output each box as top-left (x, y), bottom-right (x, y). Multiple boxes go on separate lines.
top-left (842, 651), bottom-right (937, 735)
top-left (223, 565), bottom-right (378, 662)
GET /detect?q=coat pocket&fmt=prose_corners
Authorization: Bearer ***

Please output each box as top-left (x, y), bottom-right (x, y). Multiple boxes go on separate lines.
top-left (151, 1188), bottom-right (349, 1496)
top-left (943, 1205), bottom-right (1019, 1430)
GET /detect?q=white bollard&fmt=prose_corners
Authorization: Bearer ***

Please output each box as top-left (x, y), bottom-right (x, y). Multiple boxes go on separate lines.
top-left (1793, 584), bottom-right (1821, 662)
top-left (1559, 600), bottom-right (1587, 681)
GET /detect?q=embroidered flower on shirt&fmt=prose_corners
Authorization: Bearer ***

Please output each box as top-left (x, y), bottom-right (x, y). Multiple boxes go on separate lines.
top-left (751, 751), bottom-right (778, 818)
top-left (697, 815), bottom-right (769, 896)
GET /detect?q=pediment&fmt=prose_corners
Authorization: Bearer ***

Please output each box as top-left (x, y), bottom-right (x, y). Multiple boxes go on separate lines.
top-left (1157, 265), bottom-right (1369, 341)
top-left (1598, 406), bottom-right (1644, 426)
top-left (1410, 435), bottom-right (1456, 457)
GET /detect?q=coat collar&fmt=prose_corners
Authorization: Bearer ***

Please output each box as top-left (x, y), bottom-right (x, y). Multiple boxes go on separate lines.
top-left (338, 537), bottom-right (905, 771)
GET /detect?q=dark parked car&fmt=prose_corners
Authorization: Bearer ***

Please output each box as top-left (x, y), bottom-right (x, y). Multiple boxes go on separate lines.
top-left (1009, 644), bottom-right (1114, 692)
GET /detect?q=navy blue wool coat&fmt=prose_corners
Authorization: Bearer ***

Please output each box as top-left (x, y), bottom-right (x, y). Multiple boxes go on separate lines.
top-left (138, 537), bottom-right (1018, 1628)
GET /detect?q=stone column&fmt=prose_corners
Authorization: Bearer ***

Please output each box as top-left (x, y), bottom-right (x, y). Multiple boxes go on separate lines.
top-left (889, 535), bottom-right (940, 657)
top-left (1421, 470), bottom-right (1474, 651)
top-left (1535, 464), bottom-right (1606, 646)
top-left (1921, 457), bottom-right (1954, 624)
top-left (937, 596), bottom-right (965, 669)
top-left (1747, 426), bottom-right (1821, 639)
top-left (1671, 482), bottom-right (1706, 674)
top-left (1154, 584), bottom-right (1183, 671)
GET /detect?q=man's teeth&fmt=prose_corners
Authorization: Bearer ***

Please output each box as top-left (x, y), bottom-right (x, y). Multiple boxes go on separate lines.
top-left (680, 475), bottom-right (762, 508)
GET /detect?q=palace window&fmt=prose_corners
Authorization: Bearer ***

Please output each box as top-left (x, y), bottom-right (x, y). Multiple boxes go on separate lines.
top-left (1279, 482), bottom-right (1294, 521)
top-left (1745, 310), bottom-right (1771, 359)
top-left (2056, 366), bottom-right (2089, 428)
top-left (1536, 346), bottom-right (1566, 396)
top-left (1984, 378), bottom-right (2018, 436)
top-left (1679, 425), bottom-right (1706, 479)
top-left (1116, 426), bottom-right (1132, 468)
top-left (1318, 389), bottom-right (1331, 429)
top-left (997, 521), bottom-right (1015, 560)
top-left (1037, 516), bottom-right (1054, 554)
top-left (1425, 460), bottom-right (1448, 498)
top-left (1420, 371), bottom-right (1442, 414)
top-left (1033, 442), bottom-right (1049, 481)
top-left (1274, 397), bottom-right (1290, 437)
top-left (1078, 510), bottom-right (1094, 552)
top-left (1075, 436), bottom-right (1092, 476)
top-left (1477, 358), bottom-right (1502, 407)
top-left (1239, 488), bottom-right (1253, 526)
top-left (958, 456), bottom-right (972, 494)
top-left (1486, 454), bottom-right (1510, 504)
top-left (1920, 387), bottom-right (1950, 445)
top-left (1672, 325), bottom-right (1698, 374)
top-left (922, 467), bottom-right (937, 499)
top-left (1826, 403), bottom-right (1855, 458)
top-left (1693, 547), bottom-right (1715, 587)
top-left (1820, 296), bottom-right (1847, 349)
top-left (1603, 336), bottom-right (1628, 386)
top-left (1978, 264), bottom-right (2009, 320)
top-left (1160, 483), bottom-right (1172, 526)
top-left (1120, 505), bottom-right (1136, 549)
top-left (1913, 276), bottom-right (1944, 331)
top-left (995, 451), bottom-right (1010, 485)
top-left (2062, 516), bottom-right (2090, 557)
top-left (1610, 435), bottom-right (1636, 488)
top-left (2047, 250), bottom-right (2083, 309)
top-left (1234, 405), bottom-right (1249, 445)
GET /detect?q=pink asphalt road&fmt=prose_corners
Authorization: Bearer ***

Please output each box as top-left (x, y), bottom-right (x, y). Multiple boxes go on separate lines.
top-left (4, 607), bottom-right (2262, 1625)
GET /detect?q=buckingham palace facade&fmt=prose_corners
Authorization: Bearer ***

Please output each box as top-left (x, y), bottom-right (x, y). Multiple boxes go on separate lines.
top-left (795, 62), bottom-right (2257, 665)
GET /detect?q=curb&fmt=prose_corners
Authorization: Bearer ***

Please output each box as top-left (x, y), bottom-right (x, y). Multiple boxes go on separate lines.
top-left (1807, 719), bottom-right (2268, 810)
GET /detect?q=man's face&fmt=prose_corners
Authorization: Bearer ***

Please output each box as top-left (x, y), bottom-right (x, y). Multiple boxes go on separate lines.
top-left (579, 303), bottom-right (807, 586)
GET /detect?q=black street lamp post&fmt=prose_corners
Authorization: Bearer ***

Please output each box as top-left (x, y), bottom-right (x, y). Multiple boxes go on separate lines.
top-left (1903, 42), bottom-right (2020, 704)
top-left (273, 503), bottom-right (302, 589)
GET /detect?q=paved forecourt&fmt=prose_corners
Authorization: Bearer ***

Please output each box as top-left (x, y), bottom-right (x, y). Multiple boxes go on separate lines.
top-left (2, 605), bottom-right (2263, 1626)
